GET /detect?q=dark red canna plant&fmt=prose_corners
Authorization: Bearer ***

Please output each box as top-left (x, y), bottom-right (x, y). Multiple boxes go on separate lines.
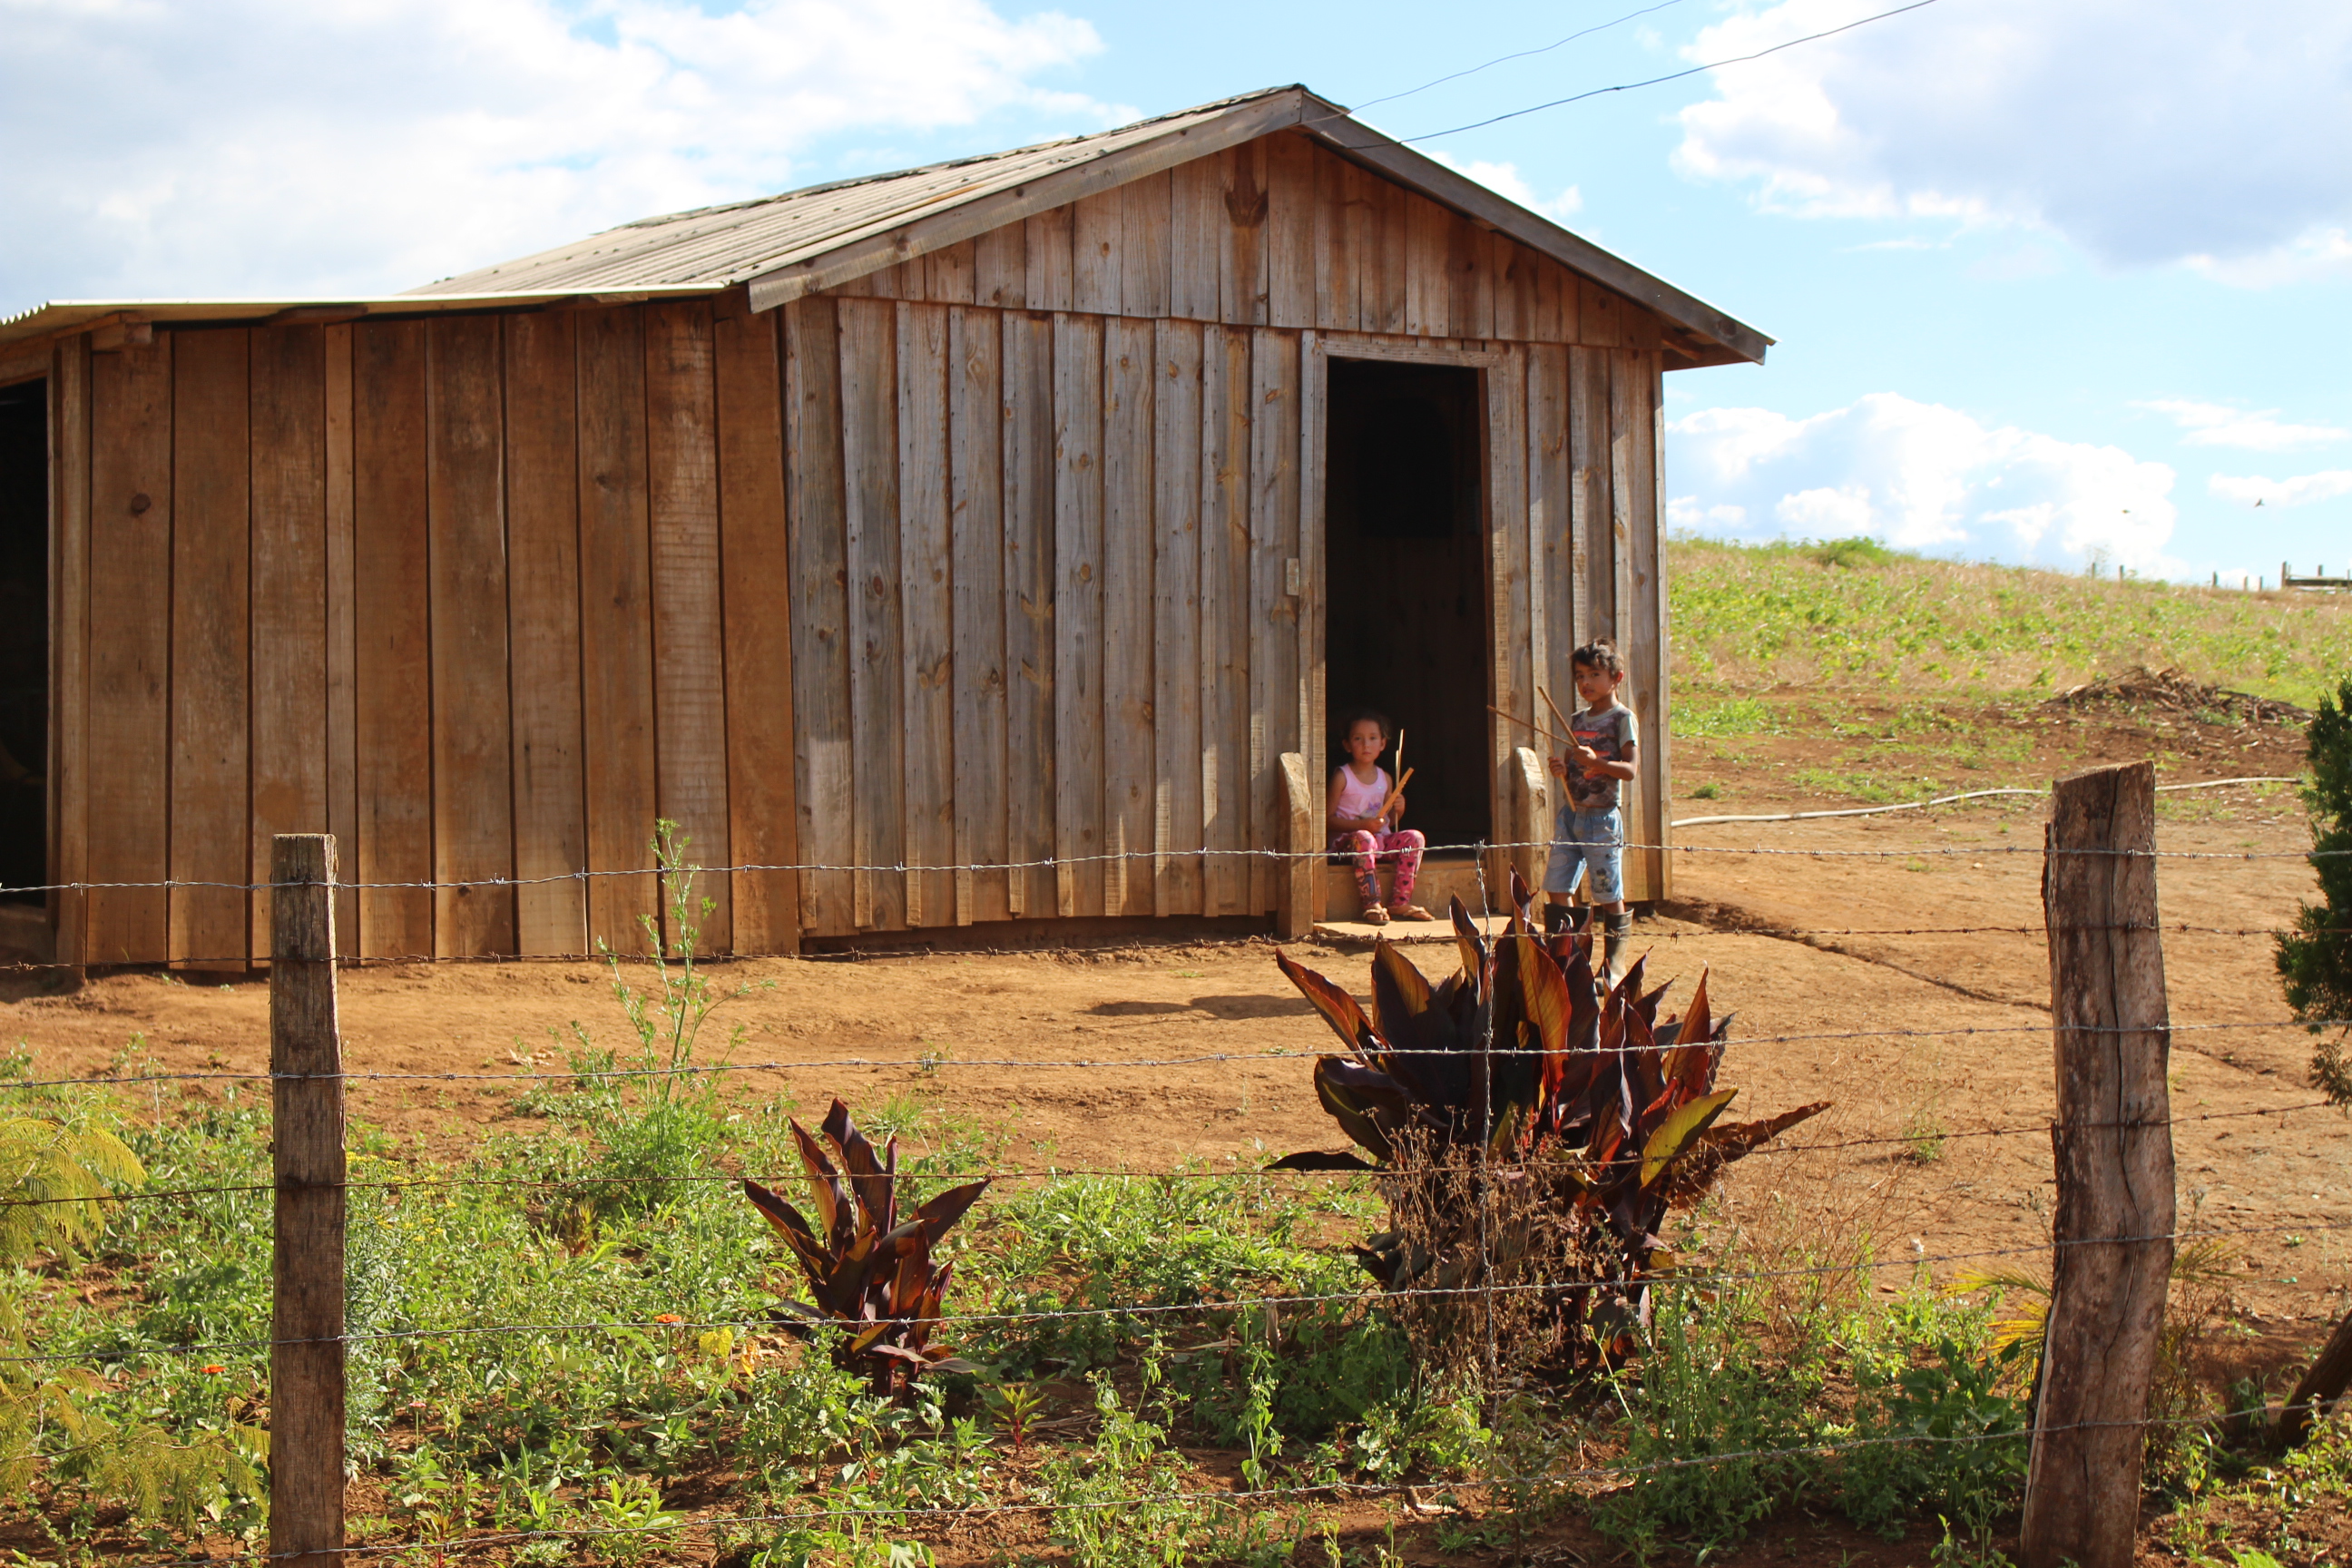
top-left (742, 1099), bottom-right (989, 1397)
top-left (1273, 874), bottom-right (1827, 1360)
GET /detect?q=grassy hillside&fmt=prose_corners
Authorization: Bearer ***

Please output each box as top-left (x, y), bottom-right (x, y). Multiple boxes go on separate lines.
top-left (1669, 535), bottom-right (2352, 709)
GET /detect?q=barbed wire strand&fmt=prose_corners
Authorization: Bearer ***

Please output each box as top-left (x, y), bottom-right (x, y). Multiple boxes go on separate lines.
top-left (7, 1213), bottom-right (2338, 1368)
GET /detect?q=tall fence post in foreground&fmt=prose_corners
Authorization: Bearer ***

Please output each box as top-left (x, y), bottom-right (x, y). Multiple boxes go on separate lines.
top-left (270, 834), bottom-right (346, 1566)
top-left (2022, 763), bottom-right (2175, 1568)
top-left (1279, 753), bottom-right (1315, 940)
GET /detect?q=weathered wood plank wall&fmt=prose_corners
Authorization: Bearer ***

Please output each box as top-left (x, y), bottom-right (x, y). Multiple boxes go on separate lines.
top-left (53, 302), bottom-right (805, 965)
top-left (47, 126), bottom-right (1679, 962)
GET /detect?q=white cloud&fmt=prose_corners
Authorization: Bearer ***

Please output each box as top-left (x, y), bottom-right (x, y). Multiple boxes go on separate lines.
top-left (0, 0), bottom-right (1113, 310)
top-left (1668, 392), bottom-right (2181, 573)
top-left (2138, 400), bottom-right (2348, 453)
top-left (1431, 152), bottom-right (1582, 222)
top-left (2209, 470), bottom-right (2352, 510)
top-left (1671, 0), bottom-right (2352, 279)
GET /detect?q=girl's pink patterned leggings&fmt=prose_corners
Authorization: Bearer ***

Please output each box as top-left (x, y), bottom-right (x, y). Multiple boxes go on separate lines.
top-left (1329, 828), bottom-right (1426, 907)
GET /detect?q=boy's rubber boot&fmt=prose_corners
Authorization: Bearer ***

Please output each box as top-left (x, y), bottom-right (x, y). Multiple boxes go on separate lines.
top-left (1601, 911), bottom-right (1633, 991)
top-left (1542, 901), bottom-right (1571, 938)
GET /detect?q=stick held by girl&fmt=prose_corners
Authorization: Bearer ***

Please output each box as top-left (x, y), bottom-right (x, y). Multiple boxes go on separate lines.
top-left (1327, 709), bottom-right (1434, 927)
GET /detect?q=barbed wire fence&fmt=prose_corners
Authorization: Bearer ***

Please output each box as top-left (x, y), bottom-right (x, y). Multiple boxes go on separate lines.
top-left (3, 763), bottom-right (2343, 1566)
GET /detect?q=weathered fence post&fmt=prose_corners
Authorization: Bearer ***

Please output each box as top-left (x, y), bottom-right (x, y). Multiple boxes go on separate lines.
top-left (2022, 763), bottom-right (2174, 1568)
top-left (1513, 745), bottom-right (1549, 897)
top-left (270, 834), bottom-right (345, 1566)
top-left (1278, 753), bottom-right (1315, 940)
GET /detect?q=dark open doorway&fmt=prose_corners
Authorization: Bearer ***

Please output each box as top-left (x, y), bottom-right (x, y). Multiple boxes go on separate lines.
top-left (1323, 358), bottom-right (1491, 851)
top-left (0, 380), bottom-right (47, 906)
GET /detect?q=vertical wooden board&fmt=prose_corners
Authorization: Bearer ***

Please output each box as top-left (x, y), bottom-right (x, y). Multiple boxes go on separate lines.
top-left (1649, 357), bottom-right (1672, 899)
top-left (85, 336), bottom-right (174, 964)
top-left (1199, 327), bottom-right (1252, 915)
top-left (975, 223), bottom-right (1026, 309)
top-left (948, 307), bottom-right (1010, 924)
top-left (644, 301), bottom-right (732, 949)
top-left (1606, 350), bottom-right (1636, 655)
top-left (713, 303), bottom-right (799, 954)
top-left (350, 320), bottom-right (434, 956)
top-left (1492, 237), bottom-right (1530, 342)
top-left (426, 315), bottom-right (515, 957)
top-left (1297, 332), bottom-right (1326, 922)
top-left (926, 240), bottom-right (976, 306)
top-left (1168, 157), bottom-right (1223, 322)
top-left (1248, 328), bottom-right (1298, 915)
top-left (1487, 349), bottom-right (1533, 885)
top-left (1072, 191), bottom-right (1122, 316)
top-left (1367, 177), bottom-right (1408, 335)
top-left (573, 306), bottom-right (662, 949)
top-left (1311, 147), bottom-right (1358, 334)
top-left (1051, 312), bottom-right (1105, 917)
top-left (1569, 345), bottom-right (1610, 652)
top-left (504, 311), bottom-right (589, 957)
top-left (1579, 279), bottom-right (1624, 348)
top-left (1448, 212), bottom-right (1493, 341)
top-left (1219, 142), bottom-right (1269, 328)
top-left (49, 338), bottom-right (91, 967)
top-left (1403, 194), bottom-right (1445, 337)
top-left (322, 325), bottom-right (359, 955)
top-left (248, 325), bottom-right (329, 961)
top-left (1120, 169), bottom-right (1172, 319)
top-left (1340, 161), bottom-right (1375, 333)
top-left (1152, 320), bottom-right (1204, 915)
top-left (1529, 346), bottom-right (1577, 740)
top-left (1622, 352), bottom-right (1665, 902)
top-left (783, 299), bottom-right (855, 936)
top-left (838, 298), bottom-right (906, 930)
top-left (864, 262), bottom-right (907, 301)
top-left (1000, 311), bottom-right (1056, 918)
top-left (1264, 132), bottom-right (1315, 329)
top-left (895, 302), bottom-right (956, 928)
top-left (1102, 318), bottom-right (1155, 916)
top-left (1621, 306), bottom-right (1661, 354)
top-left (169, 328), bottom-right (251, 967)
top-left (1025, 206), bottom-right (1074, 313)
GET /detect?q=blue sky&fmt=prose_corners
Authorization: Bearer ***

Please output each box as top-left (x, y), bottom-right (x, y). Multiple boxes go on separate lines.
top-left (5, 0), bottom-right (2346, 583)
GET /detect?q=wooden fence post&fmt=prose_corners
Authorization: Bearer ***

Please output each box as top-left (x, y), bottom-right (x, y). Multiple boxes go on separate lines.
top-left (1513, 746), bottom-right (1549, 897)
top-left (2021, 763), bottom-right (2174, 1568)
top-left (1278, 753), bottom-right (1315, 940)
top-left (270, 834), bottom-right (345, 1567)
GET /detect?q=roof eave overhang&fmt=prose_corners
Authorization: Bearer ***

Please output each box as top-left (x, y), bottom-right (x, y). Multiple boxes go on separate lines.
top-left (0, 285), bottom-right (727, 358)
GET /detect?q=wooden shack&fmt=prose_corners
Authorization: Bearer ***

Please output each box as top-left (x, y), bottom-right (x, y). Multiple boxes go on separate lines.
top-left (0, 85), bottom-right (1768, 967)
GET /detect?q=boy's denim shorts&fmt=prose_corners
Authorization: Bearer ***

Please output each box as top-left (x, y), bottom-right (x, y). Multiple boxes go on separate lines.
top-left (1544, 805), bottom-right (1624, 902)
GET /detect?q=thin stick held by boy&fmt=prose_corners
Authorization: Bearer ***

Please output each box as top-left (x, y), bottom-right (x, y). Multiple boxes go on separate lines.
top-left (1543, 641), bottom-right (1640, 985)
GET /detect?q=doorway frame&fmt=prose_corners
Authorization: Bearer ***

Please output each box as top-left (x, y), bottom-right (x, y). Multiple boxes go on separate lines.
top-left (1304, 332), bottom-right (1518, 923)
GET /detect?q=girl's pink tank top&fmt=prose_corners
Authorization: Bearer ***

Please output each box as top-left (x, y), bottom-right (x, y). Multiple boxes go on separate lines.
top-left (1336, 766), bottom-right (1390, 821)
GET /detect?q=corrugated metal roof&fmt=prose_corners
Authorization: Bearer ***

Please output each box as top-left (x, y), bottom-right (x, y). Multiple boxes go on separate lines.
top-left (407, 90), bottom-right (1278, 298)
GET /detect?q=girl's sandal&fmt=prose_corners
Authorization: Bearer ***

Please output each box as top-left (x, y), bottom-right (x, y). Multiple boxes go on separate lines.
top-left (1363, 906), bottom-right (1392, 926)
top-left (1389, 904), bottom-right (1436, 922)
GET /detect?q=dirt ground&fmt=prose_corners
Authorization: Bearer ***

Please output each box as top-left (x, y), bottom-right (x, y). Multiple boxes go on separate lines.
top-left (8, 699), bottom-right (2344, 1564)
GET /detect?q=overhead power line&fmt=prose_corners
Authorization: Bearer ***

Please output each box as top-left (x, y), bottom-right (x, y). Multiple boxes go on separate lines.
top-left (1406, 0), bottom-right (1949, 142)
top-left (1348, 0), bottom-right (1695, 115)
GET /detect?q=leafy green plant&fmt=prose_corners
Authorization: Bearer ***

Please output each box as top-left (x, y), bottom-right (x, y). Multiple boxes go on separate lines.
top-left (742, 1099), bottom-right (988, 1398)
top-left (1841, 1338), bottom-right (2030, 1536)
top-left (2280, 679), bottom-right (2352, 1102)
top-left (554, 820), bottom-right (760, 1215)
top-left (1271, 885), bottom-right (1826, 1361)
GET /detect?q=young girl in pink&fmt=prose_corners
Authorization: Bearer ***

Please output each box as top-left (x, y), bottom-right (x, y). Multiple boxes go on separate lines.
top-left (1327, 710), bottom-right (1434, 926)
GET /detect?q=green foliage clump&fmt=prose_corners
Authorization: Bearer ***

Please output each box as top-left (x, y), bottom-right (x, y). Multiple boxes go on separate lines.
top-left (2277, 679), bottom-right (2352, 1101)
